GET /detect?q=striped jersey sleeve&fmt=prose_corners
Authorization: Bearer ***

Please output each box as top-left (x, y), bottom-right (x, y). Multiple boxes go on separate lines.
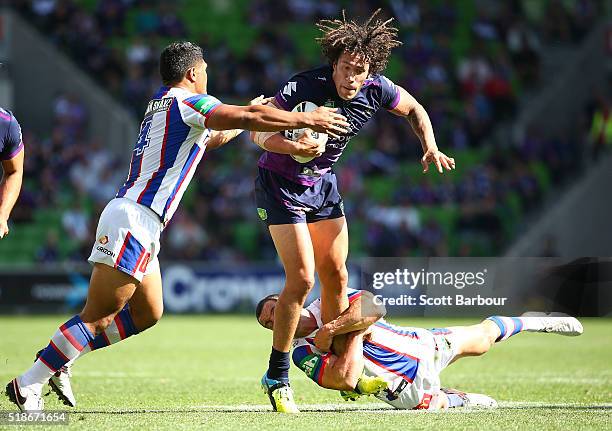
top-left (180, 94), bottom-right (222, 129)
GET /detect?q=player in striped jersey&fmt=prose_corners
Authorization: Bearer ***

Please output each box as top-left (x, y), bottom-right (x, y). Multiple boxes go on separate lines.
top-left (256, 289), bottom-right (583, 410)
top-left (5, 41), bottom-right (348, 412)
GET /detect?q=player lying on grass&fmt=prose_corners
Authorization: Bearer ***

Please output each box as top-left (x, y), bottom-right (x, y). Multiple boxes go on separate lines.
top-left (5, 41), bottom-right (348, 412)
top-left (256, 289), bottom-right (583, 410)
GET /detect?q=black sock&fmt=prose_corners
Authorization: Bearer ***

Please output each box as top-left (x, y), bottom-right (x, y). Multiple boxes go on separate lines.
top-left (267, 347), bottom-right (290, 382)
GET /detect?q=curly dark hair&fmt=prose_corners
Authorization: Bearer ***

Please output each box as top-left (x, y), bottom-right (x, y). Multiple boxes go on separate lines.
top-left (316, 9), bottom-right (402, 75)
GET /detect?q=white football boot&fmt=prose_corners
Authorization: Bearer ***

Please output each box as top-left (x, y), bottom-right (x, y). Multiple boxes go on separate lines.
top-left (520, 312), bottom-right (583, 336)
top-left (36, 349), bottom-right (76, 407)
top-left (463, 392), bottom-right (498, 408)
top-left (5, 377), bottom-right (44, 412)
top-left (49, 365), bottom-right (76, 407)
top-left (442, 388), bottom-right (498, 408)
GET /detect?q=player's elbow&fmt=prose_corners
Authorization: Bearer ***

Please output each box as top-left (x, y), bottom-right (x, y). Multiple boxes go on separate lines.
top-left (361, 291), bottom-right (386, 320)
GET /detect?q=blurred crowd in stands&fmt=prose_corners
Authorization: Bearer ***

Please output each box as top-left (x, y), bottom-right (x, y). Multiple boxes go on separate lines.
top-left (8, 0), bottom-right (610, 262)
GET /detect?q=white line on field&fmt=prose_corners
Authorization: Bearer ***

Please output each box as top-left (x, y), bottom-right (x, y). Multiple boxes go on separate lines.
top-left (67, 402), bottom-right (612, 414)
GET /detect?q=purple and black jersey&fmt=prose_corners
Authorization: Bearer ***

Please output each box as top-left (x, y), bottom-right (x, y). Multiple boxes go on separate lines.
top-left (0, 107), bottom-right (24, 161)
top-left (258, 65), bottom-right (401, 186)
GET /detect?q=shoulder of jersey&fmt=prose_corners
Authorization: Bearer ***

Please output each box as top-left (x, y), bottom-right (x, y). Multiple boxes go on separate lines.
top-left (363, 74), bottom-right (384, 88)
top-left (0, 107), bottom-right (12, 121)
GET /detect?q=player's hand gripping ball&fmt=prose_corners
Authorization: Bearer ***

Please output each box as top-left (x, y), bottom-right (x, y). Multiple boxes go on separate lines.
top-left (285, 101), bottom-right (328, 163)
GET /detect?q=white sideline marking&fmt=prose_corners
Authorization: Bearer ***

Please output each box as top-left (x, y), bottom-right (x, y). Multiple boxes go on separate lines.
top-left (74, 402), bottom-right (612, 415)
top-left (181, 402), bottom-right (612, 412)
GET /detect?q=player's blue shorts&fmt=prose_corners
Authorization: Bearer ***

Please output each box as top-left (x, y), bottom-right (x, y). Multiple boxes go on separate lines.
top-left (254, 167), bottom-right (344, 225)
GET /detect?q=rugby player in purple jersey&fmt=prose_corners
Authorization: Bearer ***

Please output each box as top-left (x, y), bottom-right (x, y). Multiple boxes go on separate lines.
top-left (253, 10), bottom-right (455, 412)
top-left (0, 106), bottom-right (24, 239)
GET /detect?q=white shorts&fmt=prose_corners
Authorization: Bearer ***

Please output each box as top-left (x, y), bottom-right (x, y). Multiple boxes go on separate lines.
top-left (88, 198), bottom-right (162, 282)
top-left (378, 328), bottom-right (459, 410)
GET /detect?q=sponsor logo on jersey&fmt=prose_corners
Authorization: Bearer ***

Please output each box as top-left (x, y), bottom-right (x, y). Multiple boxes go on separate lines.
top-left (324, 99), bottom-right (335, 108)
top-left (317, 76), bottom-right (327, 81)
top-left (98, 235), bottom-right (109, 245)
top-left (300, 167), bottom-right (322, 177)
top-left (144, 97), bottom-right (173, 117)
top-left (257, 208), bottom-right (268, 221)
top-left (282, 81), bottom-right (297, 98)
top-left (300, 354), bottom-right (321, 379)
top-left (96, 246), bottom-right (116, 258)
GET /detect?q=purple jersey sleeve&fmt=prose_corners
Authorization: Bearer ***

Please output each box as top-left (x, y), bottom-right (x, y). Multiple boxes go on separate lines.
top-left (273, 75), bottom-right (315, 111)
top-left (0, 110), bottom-right (24, 161)
top-left (379, 75), bottom-right (401, 110)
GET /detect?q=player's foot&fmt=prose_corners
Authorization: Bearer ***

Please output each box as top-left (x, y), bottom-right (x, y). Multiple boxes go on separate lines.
top-left (463, 392), bottom-right (498, 408)
top-left (5, 377), bottom-right (44, 412)
top-left (520, 312), bottom-right (583, 336)
top-left (36, 349), bottom-right (76, 407)
top-left (340, 390), bottom-right (362, 401)
top-left (356, 373), bottom-right (388, 396)
top-left (442, 388), bottom-right (497, 408)
top-left (261, 374), bottom-right (299, 413)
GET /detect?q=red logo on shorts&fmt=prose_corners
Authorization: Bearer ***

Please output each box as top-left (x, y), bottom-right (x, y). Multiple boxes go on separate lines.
top-left (98, 235), bottom-right (109, 245)
top-left (139, 253), bottom-right (151, 273)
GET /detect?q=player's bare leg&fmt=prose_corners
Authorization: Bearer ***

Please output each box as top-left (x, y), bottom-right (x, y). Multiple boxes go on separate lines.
top-left (444, 314), bottom-right (583, 363)
top-left (128, 267), bottom-right (164, 331)
top-left (308, 216), bottom-right (349, 324)
top-left (444, 320), bottom-right (501, 361)
top-left (79, 264), bottom-right (139, 335)
top-left (6, 264), bottom-right (137, 411)
top-left (262, 223), bottom-right (316, 412)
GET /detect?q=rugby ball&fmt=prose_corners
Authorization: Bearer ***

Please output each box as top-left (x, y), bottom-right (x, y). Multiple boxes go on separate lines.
top-left (284, 101), bottom-right (328, 163)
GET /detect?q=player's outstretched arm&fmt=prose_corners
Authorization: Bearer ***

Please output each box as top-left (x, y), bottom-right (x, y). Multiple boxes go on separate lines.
top-left (207, 95), bottom-right (277, 150)
top-left (314, 290), bottom-right (386, 352)
top-left (0, 148), bottom-right (24, 239)
top-left (206, 103), bottom-right (348, 135)
top-left (389, 86), bottom-right (455, 174)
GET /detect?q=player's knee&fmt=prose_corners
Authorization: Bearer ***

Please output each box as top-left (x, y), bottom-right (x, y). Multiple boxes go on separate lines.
top-left (473, 325), bottom-right (496, 355)
top-left (319, 262), bottom-right (348, 288)
top-left (481, 321), bottom-right (499, 350)
top-left (334, 265), bottom-right (349, 288)
top-left (284, 273), bottom-right (316, 298)
top-left (130, 306), bottom-right (163, 331)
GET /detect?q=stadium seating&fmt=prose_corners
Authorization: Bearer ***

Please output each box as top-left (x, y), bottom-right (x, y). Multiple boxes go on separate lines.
top-left (3, 0), bottom-right (604, 264)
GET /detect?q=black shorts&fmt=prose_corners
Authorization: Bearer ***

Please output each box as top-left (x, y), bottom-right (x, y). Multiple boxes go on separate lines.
top-left (254, 167), bottom-right (344, 225)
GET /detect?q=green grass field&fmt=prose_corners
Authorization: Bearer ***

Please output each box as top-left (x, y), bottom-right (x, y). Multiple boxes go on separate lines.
top-left (0, 315), bottom-right (610, 430)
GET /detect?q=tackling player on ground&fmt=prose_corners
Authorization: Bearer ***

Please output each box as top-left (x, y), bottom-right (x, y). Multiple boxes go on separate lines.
top-left (5, 41), bottom-right (348, 412)
top-left (0, 106), bottom-right (24, 239)
top-left (253, 10), bottom-right (455, 412)
top-left (256, 290), bottom-right (583, 410)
